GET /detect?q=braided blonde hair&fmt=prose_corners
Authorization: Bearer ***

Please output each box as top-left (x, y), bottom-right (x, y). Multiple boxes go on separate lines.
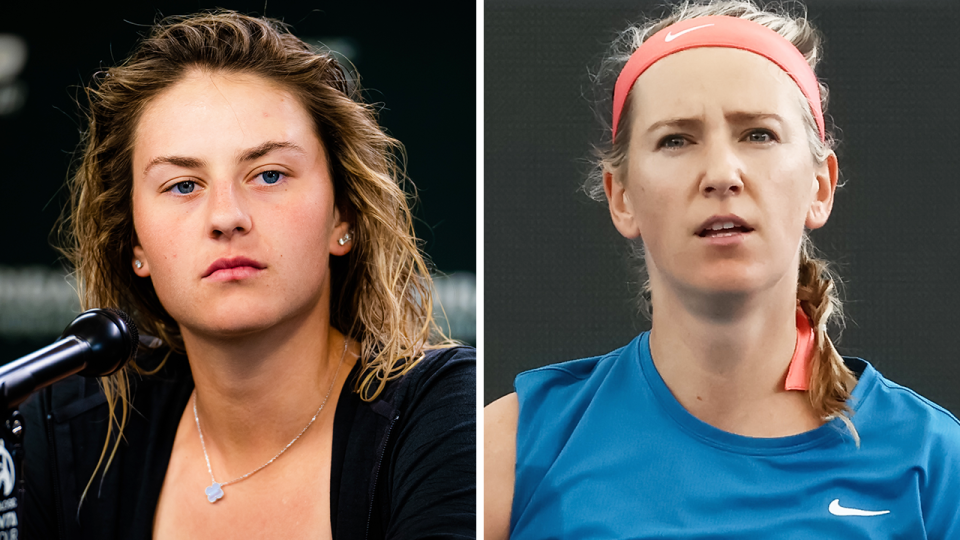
top-left (587, 0), bottom-right (858, 441)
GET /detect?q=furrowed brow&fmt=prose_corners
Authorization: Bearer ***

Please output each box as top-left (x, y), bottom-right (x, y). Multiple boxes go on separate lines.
top-left (644, 117), bottom-right (702, 134)
top-left (725, 112), bottom-right (785, 125)
top-left (643, 113), bottom-right (785, 134)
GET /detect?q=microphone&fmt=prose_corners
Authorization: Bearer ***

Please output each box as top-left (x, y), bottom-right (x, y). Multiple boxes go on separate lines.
top-left (0, 309), bottom-right (139, 411)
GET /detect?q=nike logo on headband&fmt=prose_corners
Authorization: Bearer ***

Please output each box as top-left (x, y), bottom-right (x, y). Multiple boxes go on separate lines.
top-left (664, 24), bottom-right (715, 42)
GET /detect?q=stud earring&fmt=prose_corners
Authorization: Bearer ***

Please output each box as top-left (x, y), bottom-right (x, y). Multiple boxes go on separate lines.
top-left (135, 260), bottom-right (143, 269)
top-left (338, 231), bottom-right (352, 246)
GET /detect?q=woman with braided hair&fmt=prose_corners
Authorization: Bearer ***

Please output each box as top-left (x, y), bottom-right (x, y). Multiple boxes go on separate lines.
top-left (21, 10), bottom-right (475, 539)
top-left (485, 1), bottom-right (960, 538)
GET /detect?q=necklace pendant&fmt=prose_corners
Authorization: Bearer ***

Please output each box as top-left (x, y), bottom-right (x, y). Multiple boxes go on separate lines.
top-left (205, 482), bottom-right (224, 503)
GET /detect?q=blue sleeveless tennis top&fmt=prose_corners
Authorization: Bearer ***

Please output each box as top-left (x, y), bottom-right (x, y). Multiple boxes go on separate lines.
top-left (511, 332), bottom-right (960, 539)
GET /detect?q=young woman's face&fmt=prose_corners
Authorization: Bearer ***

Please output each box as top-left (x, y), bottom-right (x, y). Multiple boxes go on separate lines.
top-left (605, 47), bottom-right (837, 298)
top-left (131, 70), bottom-right (350, 338)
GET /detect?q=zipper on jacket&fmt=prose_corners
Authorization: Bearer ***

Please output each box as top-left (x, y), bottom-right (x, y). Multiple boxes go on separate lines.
top-left (365, 413), bottom-right (399, 540)
top-left (46, 413), bottom-right (66, 539)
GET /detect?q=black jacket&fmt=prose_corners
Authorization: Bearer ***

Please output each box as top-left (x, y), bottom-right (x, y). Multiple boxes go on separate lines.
top-left (21, 346), bottom-right (475, 539)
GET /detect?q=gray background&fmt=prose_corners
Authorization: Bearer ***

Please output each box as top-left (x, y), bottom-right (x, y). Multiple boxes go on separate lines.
top-left (0, 1), bottom-right (476, 362)
top-left (485, 0), bottom-right (960, 417)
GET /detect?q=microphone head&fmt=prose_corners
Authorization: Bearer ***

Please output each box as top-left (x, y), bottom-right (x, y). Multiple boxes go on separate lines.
top-left (61, 308), bottom-right (140, 377)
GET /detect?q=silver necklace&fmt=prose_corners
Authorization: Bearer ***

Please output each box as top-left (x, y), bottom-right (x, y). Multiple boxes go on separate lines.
top-left (194, 339), bottom-right (348, 503)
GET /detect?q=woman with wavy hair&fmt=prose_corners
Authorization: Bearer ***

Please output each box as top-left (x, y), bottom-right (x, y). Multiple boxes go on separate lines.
top-left (485, 1), bottom-right (960, 538)
top-left (22, 11), bottom-right (474, 539)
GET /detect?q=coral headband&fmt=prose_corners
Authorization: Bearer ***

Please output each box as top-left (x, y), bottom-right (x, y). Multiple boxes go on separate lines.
top-left (612, 15), bottom-right (825, 142)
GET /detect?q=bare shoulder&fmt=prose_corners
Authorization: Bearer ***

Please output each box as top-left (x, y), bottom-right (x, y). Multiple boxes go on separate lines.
top-left (484, 393), bottom-right (519, 540)
top-left (486, 393), bottom-right (519, 454)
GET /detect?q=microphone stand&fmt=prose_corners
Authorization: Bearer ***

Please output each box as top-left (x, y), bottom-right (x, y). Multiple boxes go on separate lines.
top-left (0, 409), bottom-right (23, 539)
top-left (0, 308), bottom-right (138, 538)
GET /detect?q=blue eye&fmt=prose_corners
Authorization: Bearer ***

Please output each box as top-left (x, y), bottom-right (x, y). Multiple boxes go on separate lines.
top-left (259, 170), bottom-right (284, 184)
top-left (170, 180), bottom-right (196, 194)
top-left (659, 135), bottom-right (687, 149)
top-left (746, 130), bottom-right (776, 143)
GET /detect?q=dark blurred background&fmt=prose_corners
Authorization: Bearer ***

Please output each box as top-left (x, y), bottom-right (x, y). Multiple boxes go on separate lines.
top-left (485, 0), bottom-right (960, 417)
top-left (0, 1), bottom-right (476, 362)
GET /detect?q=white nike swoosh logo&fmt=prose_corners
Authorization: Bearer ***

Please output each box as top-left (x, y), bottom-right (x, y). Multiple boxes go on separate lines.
top-left (664, 24), bottom-right (715, 42)
top-left (828, 499), bottom-right (890, 517)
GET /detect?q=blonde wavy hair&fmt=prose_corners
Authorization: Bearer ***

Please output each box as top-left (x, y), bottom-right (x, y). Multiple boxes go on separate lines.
top-left (58, 10), bottom-right (452, 501)
top-left (585, 1), bottom-right (859, 442)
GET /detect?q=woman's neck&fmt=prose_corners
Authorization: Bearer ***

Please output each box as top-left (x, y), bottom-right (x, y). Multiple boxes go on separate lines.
top-left (179, 300), bottom-right (358, 473)
top-left (648, 278), bottom-right (821, 437)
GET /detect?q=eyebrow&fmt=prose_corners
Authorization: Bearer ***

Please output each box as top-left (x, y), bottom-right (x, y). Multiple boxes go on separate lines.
top-left (142, 140), bottom-right (307, 176)
top-left (644, 112), bottom-right (785, 134)
top-left (238, 140), bottom-right (307, 163)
